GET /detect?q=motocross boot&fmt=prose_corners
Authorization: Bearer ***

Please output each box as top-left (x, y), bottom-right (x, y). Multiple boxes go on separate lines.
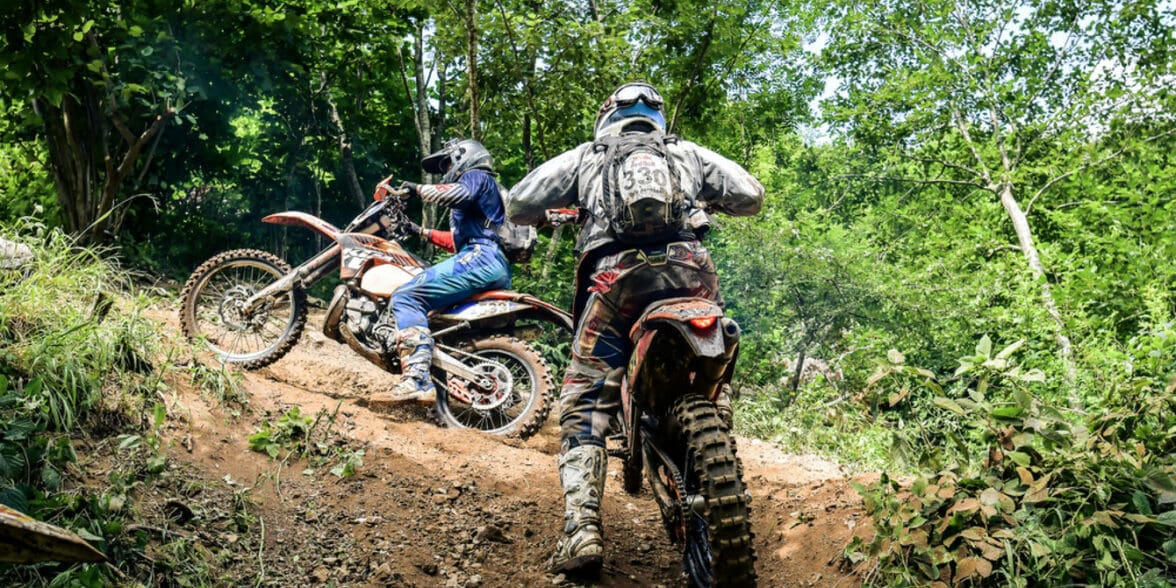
top-left (549, 445), bottom-right (606, 576)
top-left (370, 327), bottom-right (436, 406)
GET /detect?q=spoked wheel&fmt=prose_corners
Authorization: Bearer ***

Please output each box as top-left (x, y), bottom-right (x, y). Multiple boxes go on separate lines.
top-left (179, 249), bottom-right (308, 369)
top-left (664, 394), bottom-right (757, 587)
top-left (432, 336), bottom-right (553, 439)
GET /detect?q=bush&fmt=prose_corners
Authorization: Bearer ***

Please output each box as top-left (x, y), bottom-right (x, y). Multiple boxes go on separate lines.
top-left (846, 337), bottom-right (1176, 587)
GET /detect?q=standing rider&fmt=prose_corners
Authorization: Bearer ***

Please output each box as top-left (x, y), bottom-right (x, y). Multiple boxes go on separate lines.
top-left (507, 82), bottom-right (764, 575)
top-left (371, 138), bottom-right (512, 406)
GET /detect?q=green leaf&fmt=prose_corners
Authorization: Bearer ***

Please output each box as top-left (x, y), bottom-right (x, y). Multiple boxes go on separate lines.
top-left (933, 396), bottom-right (966, 416)
top-left (887, 348), bottom-right (905, 364)
top-left (117, 434), bottom-right (141, 451)
top-left (1006, 451), bottom-right (1031, 466)
top-left (1133, 491), bottom-right (1153, 516)
top-left (73, 527), bottom-right (104, 543)
top-left (1156, 511), bottom-right (1176, 527)
top-left (976, 335), bottom-right (992, 357)
top-left (991, 406), bottom-right (1024, 419)
top-left (41, 464), bottom-right (61, 490)
top-left (995, 339), bottom-right (1025, 359)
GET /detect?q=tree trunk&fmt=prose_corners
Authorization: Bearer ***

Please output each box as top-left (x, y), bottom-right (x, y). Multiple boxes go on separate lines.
top-left (998, 182), bottom-right (1077, 392)
top-left (33, 79), bottom-right (171, 244)
top-left (464, 0), bottom-right (480, 140)
top-left (324, 83), bottom-right (365, 209)
top-left (784, 342), bottom-right (808, 408)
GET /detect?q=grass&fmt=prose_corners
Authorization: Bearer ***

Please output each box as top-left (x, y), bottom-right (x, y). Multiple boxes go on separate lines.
top-left (0, 222), bottom-right (261, 586)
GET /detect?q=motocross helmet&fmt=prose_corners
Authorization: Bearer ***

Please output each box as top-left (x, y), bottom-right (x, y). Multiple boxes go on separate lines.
top-left (421, 138), bottom-right (494, 183)
top-left (594, 82), bottom-right (667, 138)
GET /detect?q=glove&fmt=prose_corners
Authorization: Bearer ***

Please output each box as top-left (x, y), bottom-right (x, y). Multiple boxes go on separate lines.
top-left (402, 220), bottom-right (423, 236)
top-left (399, 181), bottom-right (420, 198)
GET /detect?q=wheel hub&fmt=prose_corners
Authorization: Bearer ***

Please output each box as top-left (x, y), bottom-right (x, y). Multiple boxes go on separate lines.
top-left (463, 360), bottom-right (513, 411)
top-left (218, 285), bottom-right (268, 331)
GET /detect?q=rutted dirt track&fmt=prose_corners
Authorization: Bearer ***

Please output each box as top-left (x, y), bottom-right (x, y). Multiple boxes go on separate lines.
top-left (158, 308), bottom-right (869, 587)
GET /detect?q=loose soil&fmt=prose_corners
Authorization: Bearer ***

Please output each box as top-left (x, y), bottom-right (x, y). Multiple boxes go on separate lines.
top-left (154, 308), bottom-right (872, 587)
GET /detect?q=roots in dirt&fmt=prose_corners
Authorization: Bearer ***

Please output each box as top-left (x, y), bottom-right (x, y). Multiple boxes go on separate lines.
top-left (179, 248), bottom-right (308, 370)
top-left (668, 394), bottom-right (757, 587)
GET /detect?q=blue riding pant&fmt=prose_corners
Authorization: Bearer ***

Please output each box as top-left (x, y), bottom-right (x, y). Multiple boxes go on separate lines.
top-left (390, 241), bottom-right (512, 331)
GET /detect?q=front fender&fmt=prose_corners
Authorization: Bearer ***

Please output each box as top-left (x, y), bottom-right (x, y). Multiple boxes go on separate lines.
top-left (262, 212), bottom-right (341, 241)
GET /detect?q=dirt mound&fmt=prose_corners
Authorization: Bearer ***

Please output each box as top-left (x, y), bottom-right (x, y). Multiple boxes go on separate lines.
top-left (158, 308), bottom-right (868, 586)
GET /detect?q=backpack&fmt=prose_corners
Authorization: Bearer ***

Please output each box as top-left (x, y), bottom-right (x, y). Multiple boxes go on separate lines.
top-left (594, 131), bottom-right (688, 244)
top-left (495, 220), bottom-right (537, 264)
top-left (495, 185), bottom-right (537, 264)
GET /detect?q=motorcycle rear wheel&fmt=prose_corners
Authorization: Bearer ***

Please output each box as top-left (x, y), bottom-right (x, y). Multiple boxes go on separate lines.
top-left (179, 249), bottom-right (308, 369)
top-left (667, 394), bottom-right (757, 587)
top-left (432, 336), bottom-right (553, 439)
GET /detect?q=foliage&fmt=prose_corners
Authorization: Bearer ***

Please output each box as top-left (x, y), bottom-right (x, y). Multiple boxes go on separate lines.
top-left (846, 338), bottom-right (1176, 586)
top-left (0, 225), bottom-right (235, 586)
top-left (248, 403), bottom-right (364, 479)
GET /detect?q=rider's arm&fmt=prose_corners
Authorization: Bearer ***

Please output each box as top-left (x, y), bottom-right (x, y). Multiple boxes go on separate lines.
top-left (507, 144), bottom-right (586, 226)
top-left (688, 142), bottom-right (764, 217)
top-left (412, 171), bottom-right (488, 208)
top-left (423, 229), bottom-right (456, 253)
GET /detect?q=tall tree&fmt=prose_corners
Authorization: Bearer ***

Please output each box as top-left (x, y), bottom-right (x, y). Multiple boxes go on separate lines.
top-left (812, 0), bottom-right (1175, 386)
top-left (1, 1), bottom-right (187, 243)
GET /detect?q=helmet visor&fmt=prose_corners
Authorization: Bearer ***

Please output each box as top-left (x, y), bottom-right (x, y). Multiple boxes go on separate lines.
top-left (601, 103), bottom-right (666, 131)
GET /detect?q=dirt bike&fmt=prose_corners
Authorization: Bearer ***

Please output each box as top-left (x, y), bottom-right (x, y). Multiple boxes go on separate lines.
top-left (179, 182), bottom-right (572, 439)
top-left (545, 208), bottom-right (756, 586)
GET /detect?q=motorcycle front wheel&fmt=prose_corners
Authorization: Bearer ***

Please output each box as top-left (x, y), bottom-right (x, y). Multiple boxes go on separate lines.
top-left (179, 249), bottom-right (308, 369)
top-left (666, 394), bottom-right (757, 587)
top-left (432, 336), bottom-right (553, 439)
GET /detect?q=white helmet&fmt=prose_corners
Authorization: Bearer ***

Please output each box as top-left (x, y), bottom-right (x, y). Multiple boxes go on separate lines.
top-left (594, 82), bottom-right (667, 138)
top-left (421, 138), bottom-right (494, 182)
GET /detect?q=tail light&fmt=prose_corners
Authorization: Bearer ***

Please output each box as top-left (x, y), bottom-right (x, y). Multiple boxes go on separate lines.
top-left (687, 316), bottom-right (718, 330)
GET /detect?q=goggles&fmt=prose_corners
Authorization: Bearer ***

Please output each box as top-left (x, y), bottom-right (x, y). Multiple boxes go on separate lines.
top-left (600, 83), bottom-right (664, 114)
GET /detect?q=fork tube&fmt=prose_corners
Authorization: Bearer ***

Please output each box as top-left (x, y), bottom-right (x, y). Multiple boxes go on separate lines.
top-left (244, 244), bottom-right (341, 311)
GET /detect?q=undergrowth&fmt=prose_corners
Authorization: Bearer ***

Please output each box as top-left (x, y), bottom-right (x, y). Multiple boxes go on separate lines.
top-left (844, 335), bottom-right (1176, 586)
top-left (0, 223), bottom-right (257, 586)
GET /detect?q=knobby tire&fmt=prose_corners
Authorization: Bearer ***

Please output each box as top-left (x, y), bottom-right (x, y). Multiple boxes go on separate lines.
top-left (179, 248), bottom-right (308, 370)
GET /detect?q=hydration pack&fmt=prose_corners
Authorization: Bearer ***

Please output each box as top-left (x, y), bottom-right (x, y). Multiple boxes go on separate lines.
top-left (594, 131), bottom-right (687, 244)
top-left (496, 186), bottom-right (537, 264)
top-left (495, 221), bottom-right (537, 263)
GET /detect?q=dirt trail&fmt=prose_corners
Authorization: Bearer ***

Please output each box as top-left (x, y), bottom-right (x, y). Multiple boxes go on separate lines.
top-left (159, 309), bottom-right (868, 587)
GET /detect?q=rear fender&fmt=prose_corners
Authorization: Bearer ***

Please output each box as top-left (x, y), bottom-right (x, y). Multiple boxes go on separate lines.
top-left (262, 212), bottom-right (341, 241)
top-left (433, 299), bottom-right (534, 323)
top-left (627, 298), bottom-right (741, 405)
top-left (632, 298), bottom-right (732, 359)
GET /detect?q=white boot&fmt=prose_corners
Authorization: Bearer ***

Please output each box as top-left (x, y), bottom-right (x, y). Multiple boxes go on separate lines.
top-left (549, 445), bottom-right (606, 575)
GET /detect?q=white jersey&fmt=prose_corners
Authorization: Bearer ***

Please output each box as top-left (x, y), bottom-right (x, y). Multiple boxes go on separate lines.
top-left (507, 133), bottom-right (764, 256)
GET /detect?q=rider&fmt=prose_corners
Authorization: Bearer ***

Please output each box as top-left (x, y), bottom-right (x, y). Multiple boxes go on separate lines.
top-left (372, 138), bottom-right (512, 405)
top-left (507, 82), bottom-right (763, 575)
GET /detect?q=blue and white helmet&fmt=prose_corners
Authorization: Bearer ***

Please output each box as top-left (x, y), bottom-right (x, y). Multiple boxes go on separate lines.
top-left (594, 82), bottom-right (667, 138)
top-left (421, 138), bottom-right (494, 182)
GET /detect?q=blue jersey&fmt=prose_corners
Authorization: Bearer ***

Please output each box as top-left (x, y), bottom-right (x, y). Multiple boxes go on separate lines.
top-left (450, 170), bottom-right (504, 250)
top-left (413, 169), bottom-right (504, 251)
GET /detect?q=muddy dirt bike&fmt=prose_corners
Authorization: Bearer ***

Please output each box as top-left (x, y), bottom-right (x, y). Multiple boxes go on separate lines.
top-left (179, 182), bottom-right (572, 439)
top-left (545, 209), bottom-right (757, 586)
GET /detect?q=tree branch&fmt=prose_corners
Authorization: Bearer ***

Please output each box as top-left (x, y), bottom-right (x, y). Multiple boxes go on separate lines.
top-left (834, 173), bottom-right (987, 190)
top-left (1025, 125), bottom-right (1176, 214)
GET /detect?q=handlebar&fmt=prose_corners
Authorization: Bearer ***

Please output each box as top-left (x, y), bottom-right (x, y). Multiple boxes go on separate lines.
top-left (545, 208), bottom-right (581, 227)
